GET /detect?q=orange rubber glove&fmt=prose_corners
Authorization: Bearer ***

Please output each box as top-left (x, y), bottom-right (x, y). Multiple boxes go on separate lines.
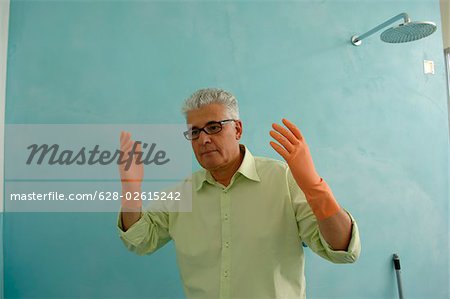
top-left (118, 131), bottom-right (143, 212)
top-left (269, 118), bottom-right (341, 220)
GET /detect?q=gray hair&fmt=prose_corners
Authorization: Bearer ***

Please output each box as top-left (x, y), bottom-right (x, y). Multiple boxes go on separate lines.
top-left (181, 88), bottom-right (239, 119)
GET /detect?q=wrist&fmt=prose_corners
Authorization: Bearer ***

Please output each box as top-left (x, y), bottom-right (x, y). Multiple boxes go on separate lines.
top-left (290, 167), bottom-right (321, 191)
top-left (121, 182), bottom-right (142, 192)
top-left (302, 178), bottom-right (341, 221)
top-left (121, 184), bottom-right (142, 210)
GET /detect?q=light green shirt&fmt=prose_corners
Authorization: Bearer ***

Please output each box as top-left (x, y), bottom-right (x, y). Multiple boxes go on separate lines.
top-left (117, 144), bottom-right (361, 299)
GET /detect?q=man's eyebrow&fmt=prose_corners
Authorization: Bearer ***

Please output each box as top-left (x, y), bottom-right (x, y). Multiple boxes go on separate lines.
top-left (190, 120), bottom-right (220, 130)
top-left (205, 120), bottom-right (220, 125)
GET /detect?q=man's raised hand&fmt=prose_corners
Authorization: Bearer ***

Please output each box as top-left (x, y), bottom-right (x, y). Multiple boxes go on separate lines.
top-left (269, 118), bottom-right (321, 191)
top-left (119, 131), bottom-right (143, 211)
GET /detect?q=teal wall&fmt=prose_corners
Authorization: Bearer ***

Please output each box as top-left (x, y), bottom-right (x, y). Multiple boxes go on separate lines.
top-left (4, 0), bottom-right (449, 298)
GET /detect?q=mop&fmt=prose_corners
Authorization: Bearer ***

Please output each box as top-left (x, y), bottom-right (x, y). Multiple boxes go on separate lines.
top-left (393, 253), bottom-right (404, 299)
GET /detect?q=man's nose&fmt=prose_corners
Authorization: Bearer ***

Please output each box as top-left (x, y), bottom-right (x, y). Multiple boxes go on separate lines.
top-left (197, 130), bottom-right (211, 144)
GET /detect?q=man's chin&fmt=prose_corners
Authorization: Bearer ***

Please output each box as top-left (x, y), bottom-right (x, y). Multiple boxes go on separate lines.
top-left (200, 159), bottom-right (221, 171)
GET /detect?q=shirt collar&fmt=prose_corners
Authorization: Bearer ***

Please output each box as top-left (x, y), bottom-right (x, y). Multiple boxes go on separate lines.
top-left (195, 144), bottom-right (261, 191)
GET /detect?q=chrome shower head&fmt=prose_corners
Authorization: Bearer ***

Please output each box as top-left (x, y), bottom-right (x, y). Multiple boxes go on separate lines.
top-left (351, 13), bottom-right (437, 46)
top-left (380, 21), bottom-right (437, 43)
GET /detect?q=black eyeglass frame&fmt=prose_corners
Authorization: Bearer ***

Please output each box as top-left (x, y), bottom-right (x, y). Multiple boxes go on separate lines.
top-left (183, 119), bottom-right (236, 140)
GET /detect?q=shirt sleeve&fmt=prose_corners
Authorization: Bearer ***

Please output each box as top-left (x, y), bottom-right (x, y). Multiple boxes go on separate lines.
top-left (117, 208), bottom-right (172, 256)
top-left (287, 169), bottom-right (361, 263)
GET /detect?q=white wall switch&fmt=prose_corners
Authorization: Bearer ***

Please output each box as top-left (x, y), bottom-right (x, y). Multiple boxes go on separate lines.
top-left (424, 60), bottom-right (435, 74)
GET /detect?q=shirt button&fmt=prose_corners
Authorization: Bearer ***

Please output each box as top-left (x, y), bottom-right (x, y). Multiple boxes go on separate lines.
top-left (225, 242), bottom-right (229, 248)
top-left (224, 271), bottom-right (228, 277)
top-left (224, 214), bottom-right (228, 220)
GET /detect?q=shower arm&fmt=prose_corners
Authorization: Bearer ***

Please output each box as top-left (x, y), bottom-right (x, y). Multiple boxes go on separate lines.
top-left (352, 13), bottom-right (411, 45)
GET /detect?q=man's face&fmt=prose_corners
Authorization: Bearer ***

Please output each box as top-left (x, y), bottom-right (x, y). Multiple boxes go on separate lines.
top-left (186, 103), bottom-right (243, 171)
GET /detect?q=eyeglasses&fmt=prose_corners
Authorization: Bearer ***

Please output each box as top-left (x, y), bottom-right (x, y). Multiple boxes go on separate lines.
top-left (184, 119), bottom-right (236, 140)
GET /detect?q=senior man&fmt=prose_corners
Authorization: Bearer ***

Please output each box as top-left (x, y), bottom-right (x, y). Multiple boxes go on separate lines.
top-left (117, 88), bottom-right (361, 299)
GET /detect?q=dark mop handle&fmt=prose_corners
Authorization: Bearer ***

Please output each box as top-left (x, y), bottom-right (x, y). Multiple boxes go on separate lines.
top-left (393, 253), bottom-right (404, 299)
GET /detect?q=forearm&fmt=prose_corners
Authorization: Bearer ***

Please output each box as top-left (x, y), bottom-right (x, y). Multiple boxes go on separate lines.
top-left (121, 210), bottom-right (141, 231)
top-left (120, 183), bottom-right (142, 231)
top-left (318, 208), bottom-right (352, 251)
top-left (302, 178), bottom-right (352, 250)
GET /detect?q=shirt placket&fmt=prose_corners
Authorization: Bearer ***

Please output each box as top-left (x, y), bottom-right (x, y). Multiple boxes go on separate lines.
top-left (219, 188), bottom-right (231, 299)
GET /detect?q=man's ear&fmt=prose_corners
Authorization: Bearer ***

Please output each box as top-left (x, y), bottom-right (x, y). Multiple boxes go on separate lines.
top-left (235, 120), bottom-right (243, 140)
